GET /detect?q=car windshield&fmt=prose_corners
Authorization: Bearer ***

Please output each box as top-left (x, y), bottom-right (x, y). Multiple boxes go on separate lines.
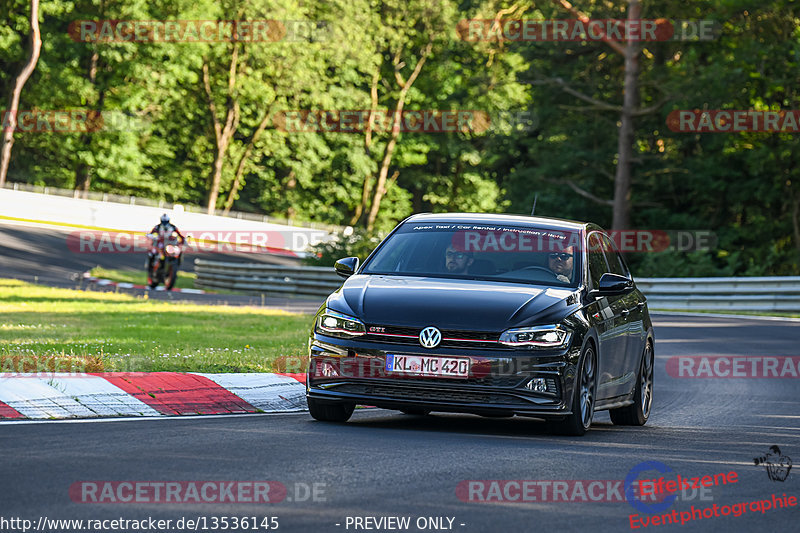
top-left (362, 222), bottom-right (581, 288)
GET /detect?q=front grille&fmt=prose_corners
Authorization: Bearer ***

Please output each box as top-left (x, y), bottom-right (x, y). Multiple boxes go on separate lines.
top-left (333, 383), bottom-right (534, 406)
top-left (365, 325), bottom-right (505, 350)
top-left (396, 375), bottom-right (527, 388)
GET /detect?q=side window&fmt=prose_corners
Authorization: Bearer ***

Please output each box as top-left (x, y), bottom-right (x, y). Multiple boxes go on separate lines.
top-left (600, 235), bottom-right (629, 277)
top-left (587, 233), bottom-right (609, 289)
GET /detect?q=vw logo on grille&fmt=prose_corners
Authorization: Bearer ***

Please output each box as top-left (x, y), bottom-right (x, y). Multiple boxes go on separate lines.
top-left (419, 326), bottom-right (442, 349)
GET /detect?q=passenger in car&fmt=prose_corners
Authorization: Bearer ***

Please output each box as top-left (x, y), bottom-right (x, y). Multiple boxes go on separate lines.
top-left (548, 247), bottom-right (575, 283)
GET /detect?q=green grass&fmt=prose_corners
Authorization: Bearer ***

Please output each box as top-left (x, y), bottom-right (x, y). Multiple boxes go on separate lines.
top-left (90, 266), bottom-right (197, 290)
top-left (0, 278), bottom-right (312, 373)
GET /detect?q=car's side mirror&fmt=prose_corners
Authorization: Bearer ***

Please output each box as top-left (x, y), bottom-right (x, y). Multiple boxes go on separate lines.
top-left (334, 257), bottom-right (359, 279)
top-left (590, 273), bottom-right (634, 298)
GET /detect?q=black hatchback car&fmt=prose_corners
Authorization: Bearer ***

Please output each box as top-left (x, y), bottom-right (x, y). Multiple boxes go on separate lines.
top-left (306, 213), bottom-right (654, 435)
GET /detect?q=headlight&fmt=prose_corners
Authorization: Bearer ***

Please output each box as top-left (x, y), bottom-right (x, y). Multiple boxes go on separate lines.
top-left (316, 309), bottom-right (366, 338)
top-left (499, 324), bottom-right (572, 348)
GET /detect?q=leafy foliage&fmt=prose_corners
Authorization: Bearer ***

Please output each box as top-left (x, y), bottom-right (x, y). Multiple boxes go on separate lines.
top-left (304, 228), bottom-right (384, 267)
top-left (2, 0), bottom-right (799, 275)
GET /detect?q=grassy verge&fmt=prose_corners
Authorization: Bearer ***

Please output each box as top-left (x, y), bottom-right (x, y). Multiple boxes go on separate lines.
top-left (0, 278), bottom-right (311, 373)
top-left (652, 308), bottom-right (800, 319)
top-left (89, 266), bottom-right (197, 290)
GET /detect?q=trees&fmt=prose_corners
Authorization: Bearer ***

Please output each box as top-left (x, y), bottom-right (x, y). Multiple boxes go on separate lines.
top-left (346, 0), bottom-right (454, 230)
top-left (0, 0), bottom-right (41, 187)
top-left (0, 0), bottom-right (797, 275)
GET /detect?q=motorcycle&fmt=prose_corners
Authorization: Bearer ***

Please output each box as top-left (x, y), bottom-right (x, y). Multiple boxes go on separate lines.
top-left (146, 230), bottom-right (183, 290)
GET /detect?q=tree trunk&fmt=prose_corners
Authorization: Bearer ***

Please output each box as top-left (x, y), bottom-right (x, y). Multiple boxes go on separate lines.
top-left (611, 0), bottom-right (641, 231)
top-left (74, 51), bottom-right (103, 198)
top-left (350, 69), bottom-right (381, 226)
top-left (365, 41), bottom-right (433, 230)
top-left (222, 108), bottom-right (272, 215)
top-left (365, 112), bottom-right (402, 230)
top-left (75, 163), bottom-right (91, 197)
top-left (207, 147), bottom-right (226, 214)
top-left (285, 170), bottom-right (296, 220)
top-left (0, 0), bottom-right (42, 187)
top-left (202, 47), bottom-right (240, 215)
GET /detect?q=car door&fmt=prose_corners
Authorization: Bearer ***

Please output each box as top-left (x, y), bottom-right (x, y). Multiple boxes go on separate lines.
top-left (584, 232), bottom-right (629, 400)
top-left (601, 234), bottom-right (647, 395)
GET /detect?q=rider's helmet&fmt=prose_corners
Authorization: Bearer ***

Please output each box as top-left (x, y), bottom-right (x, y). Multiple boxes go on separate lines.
top-left (160, 213), bottom-right (170, 225)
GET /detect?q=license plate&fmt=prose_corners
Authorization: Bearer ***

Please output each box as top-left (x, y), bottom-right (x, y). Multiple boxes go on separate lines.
top-left (385, 354), bottom-right (470, 378)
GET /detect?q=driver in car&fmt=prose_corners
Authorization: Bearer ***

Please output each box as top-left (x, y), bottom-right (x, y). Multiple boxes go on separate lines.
top-left (547, 247), bottom-right (574, 283)
top-left (444, 245), bottom-right (474, 274)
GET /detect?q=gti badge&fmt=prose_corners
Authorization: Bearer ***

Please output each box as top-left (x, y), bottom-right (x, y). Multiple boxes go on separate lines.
top-left (419, 326), bottom-right (442, 349)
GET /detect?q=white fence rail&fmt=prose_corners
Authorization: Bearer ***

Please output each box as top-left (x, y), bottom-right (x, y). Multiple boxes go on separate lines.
top-left (194, 260), bottom-right (800, 312)
top-left (194, 259), bottom-right (342, 298)
top-left (635, 276), bottom-right (800, 313)
top-left (3, 180), bottom-right (340, 231)
top-left (1, 187), bottom-right (333, 255)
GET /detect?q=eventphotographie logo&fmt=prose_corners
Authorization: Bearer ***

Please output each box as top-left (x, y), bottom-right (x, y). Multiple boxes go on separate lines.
top-left (625, 461), bottom-right (736, 514)
top-left (754, 446), bottom-right (792, 482)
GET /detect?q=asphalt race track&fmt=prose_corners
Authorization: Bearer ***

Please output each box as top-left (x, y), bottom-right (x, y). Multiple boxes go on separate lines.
top-left (0, 221), bottom-right (323, 313)
top-left (1, 315), bottom-right (798, 532)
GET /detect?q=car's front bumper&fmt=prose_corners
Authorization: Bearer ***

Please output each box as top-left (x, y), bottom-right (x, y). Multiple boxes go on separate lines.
top-left (306, 334), bottom-right (582, 418)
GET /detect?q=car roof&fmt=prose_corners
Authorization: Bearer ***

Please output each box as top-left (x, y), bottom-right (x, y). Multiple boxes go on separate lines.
top-left (405, 212), bottom-right (590, 231)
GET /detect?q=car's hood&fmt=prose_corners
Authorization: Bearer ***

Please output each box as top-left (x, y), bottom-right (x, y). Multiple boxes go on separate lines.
top-left (328, 275), bottom-right (580, 330)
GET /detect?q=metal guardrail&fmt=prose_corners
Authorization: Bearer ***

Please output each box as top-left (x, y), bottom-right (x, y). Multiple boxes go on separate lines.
top-left (636, 276), bottom-right (800, 313)
top-left (194, 260), bottom-right (800, 312)
top-left (194, 259), bottom-right (341, 298)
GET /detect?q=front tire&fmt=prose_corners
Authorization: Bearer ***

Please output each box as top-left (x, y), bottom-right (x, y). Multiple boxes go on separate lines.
top-left (165, 264), bottom-right (178, 291)
top-left (149, 261), bottom-right (162, 289)
top-left (307, 397), bottom-right (355, 422)
top-left (550, 344), bottom-right (596, 436)
top-left (610, 341), bottom-right (654, 426)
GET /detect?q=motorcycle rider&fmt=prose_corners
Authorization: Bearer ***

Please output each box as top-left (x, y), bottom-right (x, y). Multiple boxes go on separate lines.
top-left (146, 214), bottom-right (186, 282)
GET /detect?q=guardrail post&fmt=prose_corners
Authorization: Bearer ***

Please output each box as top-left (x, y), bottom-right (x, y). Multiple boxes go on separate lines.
top-left (193, 258), bottom-right (342, 299)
